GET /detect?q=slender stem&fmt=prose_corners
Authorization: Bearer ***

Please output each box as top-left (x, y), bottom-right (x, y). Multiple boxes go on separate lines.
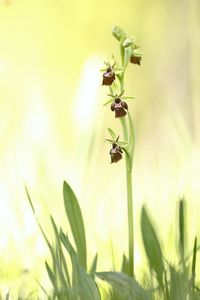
top-left (120, 73), bottom-right (124, 93)
top-left (120, 116), bottom-right (134, 277)
top-left (126, 159), bottom-right (134, 276)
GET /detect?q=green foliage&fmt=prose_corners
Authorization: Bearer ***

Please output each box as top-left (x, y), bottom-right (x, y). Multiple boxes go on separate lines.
top-left (141, 206), bottom-right (164, 288)
top-left (63, 181), bottom-right (87, 270)
top-left (23, 182), bottom-right (200, 300)
top-left (96, 272), bottom-right (151, 300)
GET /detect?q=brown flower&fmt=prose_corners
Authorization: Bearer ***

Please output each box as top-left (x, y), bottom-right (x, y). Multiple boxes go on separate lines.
top-left (102, 67), bottom-right (115, 86)
top-left (111, 98), bottom-right (128, 118)
top-left (110, 143), bottom-right (123, 163)
top-left (130, 55), bottom-right (141, 65)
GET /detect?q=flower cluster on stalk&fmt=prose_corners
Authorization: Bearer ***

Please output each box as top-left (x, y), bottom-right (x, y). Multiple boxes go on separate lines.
top-left (101, 26), bottom-right (142, 163)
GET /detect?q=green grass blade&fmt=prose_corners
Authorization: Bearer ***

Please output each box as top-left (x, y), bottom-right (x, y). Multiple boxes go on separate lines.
top-left (63, 181), bottom-right (87, 270)
top-left (141, 206), bottom-right (164, 288)
top-left (25, 187), bottom-right (55, 256)
top-left (60, 231), bottom-right (100, 300)
top-left (26, 187), bottom-right (71, 296)
top-left (35, 277), bottom-right (50, 299)
top-left (121, 254), bottom-right (129, 275)
top-left (89, 253), bottom-right (98, 275)
top-left (45, 261), bottom-right (59, 294)
top-left (50, 215), bottom-right (71, 288)
top-left (191, 236), bottom-right (197, 290)
top-left (178, 198), bottom-right (186, 265)
top-left (96, 271), bottom-right (151, 300)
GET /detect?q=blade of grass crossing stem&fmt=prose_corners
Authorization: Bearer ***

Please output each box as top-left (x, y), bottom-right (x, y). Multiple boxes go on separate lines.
top-left (60, 230), bottom-right (101, 300)
top-left (191, 236), bottom-right (197, 290)
top-left (179, 198), bottom-right (186, 270)
top-left (96, 272), bottom-right (151, 300)
top-left (50, 215), bottom-right (71, 287)
top-left (141, 206), bottom-right (164, 288)
top-left (63, 181), bottom-right (87, 270)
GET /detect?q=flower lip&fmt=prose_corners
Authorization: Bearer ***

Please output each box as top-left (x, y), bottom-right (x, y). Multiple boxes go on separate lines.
top-left (102, 68), bottom-right (115, 86)
top-left (111, 97), bottom-right (128, 118)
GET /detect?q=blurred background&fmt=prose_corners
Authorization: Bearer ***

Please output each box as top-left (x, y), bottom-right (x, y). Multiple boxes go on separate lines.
top-left (0, 0), bottom-right (200, 296)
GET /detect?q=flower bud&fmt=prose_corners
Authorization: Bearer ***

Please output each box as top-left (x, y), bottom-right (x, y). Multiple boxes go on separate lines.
top-left (112, 25), bottom-right (125, 42)
top-left (123, 36), bottom-right (135, 48)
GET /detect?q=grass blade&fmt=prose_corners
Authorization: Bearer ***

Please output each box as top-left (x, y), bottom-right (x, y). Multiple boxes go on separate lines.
top-left (89, 253), bottom-right (98, 275)
top-left (121, 254), bottom-right (129, 275)
top-left (35, 277), bottom-right (50, 299)
top-left (60, 231), bottom-right (100, 300)
top-left (45, 261), bottom-right (58, 294)
top-left (191, 236), bottom-right (197, 290)
top-left (141, 206), bottom-right (164, 288)
top-left (96, 271), bottom-right (151, 300)
top-left (63, 181), bottom-right (87, 270)
top-left (50, 215), bottom-right (71, 288)
top-left (178, 198), bottom-right (186, 266)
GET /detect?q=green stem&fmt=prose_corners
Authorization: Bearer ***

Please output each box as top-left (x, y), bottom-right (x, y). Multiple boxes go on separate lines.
top-left (126, 159), bottom-right (134, 276)
top-left (120, 116), bottom-right (134, 277)
top-left (119, 37), bottom-right (135, 276)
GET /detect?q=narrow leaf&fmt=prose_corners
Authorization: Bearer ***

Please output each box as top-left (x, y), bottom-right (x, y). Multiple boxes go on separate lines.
top-left (121, 254), bottom-right (129, 275)
top-left (45, 261), bottom-right (58, 292)
top-left (25, 185), bottom-right (36, 214)
top-left (50, 216), bottom-right (71, 287)
top-left (60, 231), bottom-right (100, 300)
top-left (141, 206), bottom-right (164, 288)
top-left (179, 198), bottom-right (186, 263)
top-left (191, 236), bottom-right (197, 289)
top-left (89, 253), bottom-right (98, 275)
top-left (63, 181), bottom-right (87, 270)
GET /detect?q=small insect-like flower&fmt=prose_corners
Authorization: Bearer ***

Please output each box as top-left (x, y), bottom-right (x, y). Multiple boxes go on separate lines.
top-left (107, 136), bottom-right (123, 163)
top-left (102, 67), bottom-right (115, 86)
top-left (130, 54), bottom-right (141, 65)
top-left (105, 131), bottom-right (128, 164)
top-left (130, 46), bottom-right (142, 65)
top-left (111, 97), bottom-right (128, 118)
top-left (103, 90), bottom-right (134, 117)
top-left (110, 142), bottom-right (123, 163)
top-left (102, 62), bottom-right (116, 86)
